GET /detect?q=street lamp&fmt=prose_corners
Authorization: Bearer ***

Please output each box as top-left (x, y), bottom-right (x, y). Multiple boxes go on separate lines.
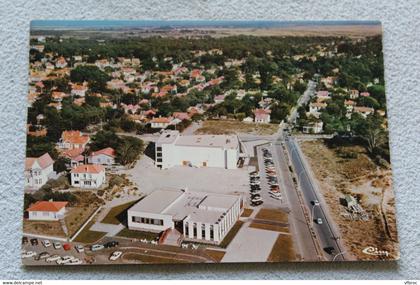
top-left (332, 251), bottom-right (346, 261)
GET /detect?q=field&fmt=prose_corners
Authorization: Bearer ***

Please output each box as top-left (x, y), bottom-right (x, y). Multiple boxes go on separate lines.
top-left (123, 252), bottom-right (190, 264)
top-left (300, 139), bottom-right (399, 260)
top-left (249, 222), bottom-right (289, 233)
top-left (219, 220), bottom-right (244, 248)
top-left (267, 234), bottom-right (296, 262)
top-left (205, 249), bottom-right (226, 262)
top-left (195, 120), bottom-right (278, 135)
top-left (255, 208), bottom-right (289, 224)
top-left (72, 220), bottom-right (106, 244)
top-left (23, 220), bottom-right (65, 237)
top-left (241, 208), bottom-right (254, 218)
top-left (116, 228), bottom-right (160, 241)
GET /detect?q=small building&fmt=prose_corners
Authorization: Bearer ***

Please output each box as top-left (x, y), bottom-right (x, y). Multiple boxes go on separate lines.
top-left (70, 164), bottom-right (105, 189)
top-left (25, 153), bottom-right (55, 190)
top-left (55, 57), bottom-right (67, 69)
top-left (71, 84), bottom-right (88, 97)
top-left (253, 108), bottom-right (271, 124)
top-left (155, 130), bottom-right (240, 169)
top-left (150, 117), bottom-right (171, 129)
top-left (62, 147), bottom-right (85, 169)
top-left (309, 102), bottom-right (327, 114)
top-left (127, 189), bottom-right (242, 245)
top-left (354, 106), bottom-right (374, 118)
top-left (26, 201), bottom-right (68, 221)
top-left (214, 94), bottom-right (226, 104)
top-left (349, 89), bottom-right (359, 99)
top-left (87, 147), bottom-right (116, 166)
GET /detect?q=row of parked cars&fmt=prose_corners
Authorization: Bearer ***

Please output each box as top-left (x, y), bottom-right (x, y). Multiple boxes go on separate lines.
top-left (21, 250), bottom-right (84, 265)
top-left (262, 147), bottom-right (283, 201)
top-left (90, 241), bottom-right (123, 261)
top-left (249, 171), bottom-right (263, 207)
top-left (22, 237), bottom-right (85, 252)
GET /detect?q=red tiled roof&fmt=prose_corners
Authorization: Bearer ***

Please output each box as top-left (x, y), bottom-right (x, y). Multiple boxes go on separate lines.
top-left (90, 147), bottom-right (115, 158)
top-left (62, 147), bottom-right (85, 159)
top-left (62, 130), bottom-right (90, 145)
top-left (25, 153), bottom-right (54, 170)
top-left (26, 201), bottom-right (68, 212)
top-left (70, 164), bottom-right (105, 174)
top-left (151, 117), bottom-right (170, 123)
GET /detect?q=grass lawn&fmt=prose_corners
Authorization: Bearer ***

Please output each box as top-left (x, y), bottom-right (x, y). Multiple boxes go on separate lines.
top-left (116, 228), bottom-right (160, 241)
top-left (65, 205), bottom-right (98, 237)
top-left (101, 200), bottom-right (140, 225)
top-left (205, 249), bottom-right (226, 262)
top-left (249, 222), bottom-right (289, 233)
top-left (195, 120), bottom-right (278, 135)
top-left (255, 208), bottom-right (289, 224)
top-left (123, 253), bottom-right (190, 264)
top-left (267, 234), bottom-right (296, 262)
top-left (241, 208), bottom-right (254, 218)
top-left (72, 220), bottom-right (106, 244)
top-left (23, 220), bottom-right (65, 237)
top-left (219, 220), bottom-right (244, 248)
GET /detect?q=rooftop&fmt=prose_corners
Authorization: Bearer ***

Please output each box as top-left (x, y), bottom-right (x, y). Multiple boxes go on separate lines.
top-left (156, 130), bottom-right (239, 149)
top-left (129, 189), bottom-right (241, 224)
top-left (26, 201), bottom-right (68, 212)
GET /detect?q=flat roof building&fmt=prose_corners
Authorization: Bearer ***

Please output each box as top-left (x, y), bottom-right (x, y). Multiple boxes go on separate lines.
top-left (155, 130), bottom-right (240, 169)
top-left (127, 189), bottom-right (242, 245)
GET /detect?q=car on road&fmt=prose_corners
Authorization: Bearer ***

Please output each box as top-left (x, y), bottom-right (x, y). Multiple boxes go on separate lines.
top-left (324, 247), bottom-right (335, 255)
top-left (46, 255), bottom-right (62, 263)
top-left (109, 251), bottom-right (123, 261)
top-left (251, 197), bottom-right (263, 203)
top-left (315, 218), bottom-right (323, 225)
top-left (90, 244), bottom-right (105, 252)
top-left (311, 200), bottom-right (320, 206)
top-left (30, 238), bottom-right (38, 246)
top-left (270, 191), bottom-right (281, 197)
top-left (21, 251), bottom-right (37, 259)
top-left (63, 243), bottom-right (72, 251)
top-left (53, 242), bottom-right (62, 249)
top-left (251, 194), bottom-right (261, 199)
top-left (75, 245), bottom-right (85, 253)
top-left (104, 241), bottom-right (119, 248)
top-left (42, 240), bottom-right (52, 248)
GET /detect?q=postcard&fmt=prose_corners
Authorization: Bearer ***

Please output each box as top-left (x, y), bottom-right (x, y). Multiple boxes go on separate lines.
top-left (22, 20), bottom-right (398, 265)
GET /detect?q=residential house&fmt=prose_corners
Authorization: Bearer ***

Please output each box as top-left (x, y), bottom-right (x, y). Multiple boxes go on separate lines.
top-left (87, 147), bottom-right (116, 166)
top-left (25, 153), bottom-right (54, 190)
top-left (71, 84), bottom-right (88, 97)
top-left (214, 95), bottom-right (225, 104)
top-left (26, 201), bottom-right (68, 221)
top-left (55, 57), bottom-right (67, 69)
top-left (344, 100), bottom-right (356, 112)
top-left (172, 112), bottom-right (191, 121)
top-left (309, 102), bottom-right (327, 114)
top-left (62, 147), bottom-right (85, 169)
top-left (354, 106), bottom-right (374, 118)
top-left (303, 121), bottom-right (324, 134)
top-left (360, 92), bottom-right (370, 97)
top-left (349, 89), bottom-right (359, 99)
top-left (70, 164), bottom-right (106, 189)
top-left (57, 130), bottom-right (90, 150)
top-left (253, 109), bottom-right (271, 124)
top-left (151, 117), bottom-right (171, 129)
top-left (316, 91), bottom-right (331, 101)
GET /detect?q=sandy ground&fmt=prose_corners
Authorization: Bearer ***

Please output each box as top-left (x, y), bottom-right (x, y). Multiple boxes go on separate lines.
top-left (119, 154), bottom-right (249, 196)
top-left (300, 140), bottom-right (399, 260)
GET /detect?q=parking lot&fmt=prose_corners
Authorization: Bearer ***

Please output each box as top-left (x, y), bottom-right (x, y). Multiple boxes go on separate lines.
top-left (244, 144), bottom-right (288, 210)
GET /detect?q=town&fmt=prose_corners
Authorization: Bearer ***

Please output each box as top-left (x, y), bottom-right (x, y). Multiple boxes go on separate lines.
top-left (21, 21), bottom-right (399, 265)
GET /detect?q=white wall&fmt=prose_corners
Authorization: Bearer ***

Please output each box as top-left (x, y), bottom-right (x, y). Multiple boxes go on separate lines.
top-left (28, 207), bottom-right (65, 221)
top-left (71, 171), bottom-right (105, 189)
top-left (25, 163), bottom-right (53, 190)
top-left (88, 154), bottom-right (115, 165)
top-left (127, 210), bottom-right (173, 232)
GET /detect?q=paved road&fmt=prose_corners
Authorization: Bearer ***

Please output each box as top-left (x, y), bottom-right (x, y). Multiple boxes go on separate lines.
top-left (285, 136), bottom-right (346, 261)
top-left (288, 80), bottom-right (317, 124)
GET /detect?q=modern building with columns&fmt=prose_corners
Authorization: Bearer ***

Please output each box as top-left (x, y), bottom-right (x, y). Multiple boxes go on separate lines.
top-left (127, 189), bottom-right (242, 245)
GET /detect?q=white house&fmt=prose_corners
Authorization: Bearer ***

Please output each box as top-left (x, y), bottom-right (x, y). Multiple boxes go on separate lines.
top-left (150, 117), bottom-right (171, 129)
top-left (127, 189), bottom-right (242, 245)
top-left (71, 84), bottom-right (88, 97)
top-left (87, 147), bottom-right (116, 166)
top-left (57, 130), bottom-right (90, 150)
top-left (354, 106), bottom-right (374, 118)
top-left (26, 201), bottom-right (68, 221)
top-left (309, 102), bottom-right (327, 114)
top-left (62, 147), bottom-right (85, 169)
top-left (25, 153), bottom-right (55, 190)
top-left (253, 109), bottom-right (271, 124)
top-left (302, 121), bottom-right (324, 134)
top-left (155, 130), bottom-right (240, 169)
top-left (55, 57), bottom-right (67, 69)
top-left (70, 164), bottom-right (105, 189)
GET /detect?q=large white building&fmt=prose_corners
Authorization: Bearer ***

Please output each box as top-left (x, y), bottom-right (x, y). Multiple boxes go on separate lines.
top-left (25, 153), bottom-right (55, 190)
top-left (155, 130), bottom-right (240, 169)
top-left (127, 189), bottom-right (242, 245)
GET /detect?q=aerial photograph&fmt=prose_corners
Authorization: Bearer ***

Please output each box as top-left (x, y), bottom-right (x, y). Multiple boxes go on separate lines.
top-left (22, 20), bottom-right (399, 265)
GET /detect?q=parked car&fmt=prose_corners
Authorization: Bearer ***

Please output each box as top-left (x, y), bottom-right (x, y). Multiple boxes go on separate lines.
top-left (30, 238), bottom-right (38, 246)
top-left (64, 258), bottom-right (83, 265)
top-left (42, 240), bottom-right (52, 248)
top-left (251, 200), bottom-right (263, 207)
top-left (109, 251), bottom-right (123, 261)
top-left (311, 200), bottom-right (320, 206)
top-left (104, 241), bottom-right (119, 248)
top-left (21, 251), bottom-right (37, 259)
top-left (324, 247), bottom-right (335, 255)
top-left (56, 256), bottom-right (75, 265)
top-left (251, 197), bottom-right (263, 203)
top-left (63, 243), bottom-right (71, 251)
top-left (36, 251), bottom-right (50, 260)
top-left (46, 255), bottom-right (61, 263)
top-left (90, 244), bottom-right (105, 252)
top-left (22, 237), bottom-right (28, 245)
top-left (316, 218), bottom-right (323, 225)
top-left (75, 245), bottom-right (85, 253)
top-left (53, 242), bottom-right (62, 249)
